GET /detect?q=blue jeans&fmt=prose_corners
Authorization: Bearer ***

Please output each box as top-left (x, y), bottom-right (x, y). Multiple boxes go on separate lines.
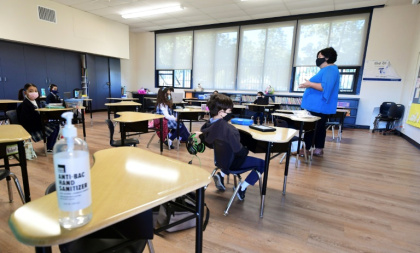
top-left (232, 156), bottom-right (265, 185)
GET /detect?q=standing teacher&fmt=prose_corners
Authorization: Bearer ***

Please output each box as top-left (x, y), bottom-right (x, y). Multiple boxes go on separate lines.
top-left (298, 47), bottom-right (340, 157)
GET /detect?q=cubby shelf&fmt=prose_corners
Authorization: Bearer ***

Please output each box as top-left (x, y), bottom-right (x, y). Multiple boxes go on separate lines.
top-left (184, 90), bottom-right (359, 128)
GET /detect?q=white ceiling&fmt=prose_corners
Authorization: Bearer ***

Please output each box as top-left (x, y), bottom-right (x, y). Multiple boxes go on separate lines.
top-left (50, 0), bottom-right (411, 33)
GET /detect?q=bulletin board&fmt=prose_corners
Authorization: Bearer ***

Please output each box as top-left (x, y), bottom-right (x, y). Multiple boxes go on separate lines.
top-left (406, 53), bottom-right (420, 129)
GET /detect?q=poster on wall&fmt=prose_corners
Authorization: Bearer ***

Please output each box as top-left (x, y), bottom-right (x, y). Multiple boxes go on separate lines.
top-left (362, 60), bottom-right (401, 81)
top-left (406, 53), bottom-right (420, 129)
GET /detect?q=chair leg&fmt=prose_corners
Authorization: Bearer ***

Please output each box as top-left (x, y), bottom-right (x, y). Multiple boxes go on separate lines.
top-left (331, 125), bottom-right (335, 139)
top-left (279, 153), bottom-right (286, 164)
top-left (147, 240), bottom-right (155, 253)
top-left (146, 132), bottom-right (156, 148)
top-left (338, 124), bottom-right (342, 141)
top-left (224, 178), bottom-right (242, 216)
top-left (9, 173), bottom-right (25, 204)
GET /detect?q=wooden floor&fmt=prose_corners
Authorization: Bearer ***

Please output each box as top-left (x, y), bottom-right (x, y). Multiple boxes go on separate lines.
top-left (1, 111), bottom-right (420, 253)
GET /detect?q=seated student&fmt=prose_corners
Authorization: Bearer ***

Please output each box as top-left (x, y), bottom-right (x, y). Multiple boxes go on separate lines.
top-left (17, 83), bottom-right (60, 153)
top-left (213, 90), bottom-right (218, 95)
top-left (200, 94), bottom-right (265, 200)
top-left (45, 84), bottom-right (61, 104)
top-left (155, 87), bottom-right (190, 148)
top-left (253, 91), bottom-right (268, 125)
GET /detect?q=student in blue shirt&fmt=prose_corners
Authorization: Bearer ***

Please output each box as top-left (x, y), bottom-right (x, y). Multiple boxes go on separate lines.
top-left (298, 47), bottom-right (340, 157)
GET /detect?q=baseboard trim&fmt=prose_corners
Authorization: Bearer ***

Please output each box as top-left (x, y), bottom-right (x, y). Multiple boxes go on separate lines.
top-left (400, 132), bottom-right (420, 150)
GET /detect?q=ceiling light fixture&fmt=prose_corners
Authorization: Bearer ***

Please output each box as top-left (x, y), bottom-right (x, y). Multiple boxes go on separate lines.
top-left (121, 4), bottom-right (184, 19)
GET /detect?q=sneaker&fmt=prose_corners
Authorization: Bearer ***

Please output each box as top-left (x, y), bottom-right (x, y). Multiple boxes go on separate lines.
top-left (163, 140), bottom-right (174, 149)
top-left (213, 172), bottom-right (225, 191)
top-left (47, 149), bottom-right (53, 153)
top-left (236, 187), bottom-right (247, 201)
top-left (313, 148), bottom-right (324, 157)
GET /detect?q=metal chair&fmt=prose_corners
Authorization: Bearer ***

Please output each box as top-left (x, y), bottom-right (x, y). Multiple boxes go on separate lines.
top-left (372, 102), bottom-right (396, 133)
top-left (105, 119), bottom-right (139, 147)
top-left (6, 110), bottom-right (19, 124)
top-left (209, 140), bottom-right (262, 216)
top-left (45, 183), bottom-right (154, 253)
top-left (0, 169), bottom-right (25, 204)
top-left (147, 118), bottom-right (171, 150)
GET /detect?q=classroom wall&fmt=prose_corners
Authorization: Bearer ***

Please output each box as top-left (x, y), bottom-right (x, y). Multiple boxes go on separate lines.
top-left (122, 4), bottom-right (420, 144)
top-left (0, 0), bottom-right (129, 59)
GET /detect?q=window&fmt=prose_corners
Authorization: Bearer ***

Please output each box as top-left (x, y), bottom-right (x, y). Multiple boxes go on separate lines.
top-left (155, 10), bottom-right (372, 94)
top-left (156, 31), bottom-right (193, 88)
top-left (193, 27), bottom-right (238, 90)
top-left (237, 22), bottom-right (295, 91)
top-left (292, 14), bottom-right (369, 93)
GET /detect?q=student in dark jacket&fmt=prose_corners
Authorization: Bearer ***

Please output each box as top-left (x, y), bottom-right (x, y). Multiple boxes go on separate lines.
top-left (17, 83), bottom-right (59, 153)
top-left (200, 94), bottom-right (265, 200)
top-left (45, 84), bottom-right (61, 104)
top-left (253, 91), bottom-right (268, 125)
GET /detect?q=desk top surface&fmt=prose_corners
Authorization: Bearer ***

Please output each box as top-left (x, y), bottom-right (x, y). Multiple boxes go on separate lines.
top-left (0, 99), bottom-right (22, 104)
top-left (104, 101), bottom-right (142, 106)
top-left (113, 111), bottom-right (164, 123)
top-left (0, 124), bottom-right (31, 143)
top-left (244, 103), bottom-right (274, 107)
top-left (9, 147), bottom-right (211, 247)
top-left (35, 108), bottom-right (73, 112)
top-left (233, 105), bottom-right (246, 109)
top-left (233, 124), bottom-right (297, 143)
top-left (173, 108), bottom-right (206, 113)
top-left (106, 98), bottom-right (139, 101)
top-left (272, 112), bottom-right (321, 122)
top-left (184, 99), bottom-right (208, 103)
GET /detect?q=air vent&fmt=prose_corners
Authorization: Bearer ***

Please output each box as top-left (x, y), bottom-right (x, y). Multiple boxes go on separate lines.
top-left (38, 6), bottom-right (57, 23)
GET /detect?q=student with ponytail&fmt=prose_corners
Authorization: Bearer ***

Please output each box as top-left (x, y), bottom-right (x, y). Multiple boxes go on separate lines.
top-left (17, 83), bottom-right (59, 153)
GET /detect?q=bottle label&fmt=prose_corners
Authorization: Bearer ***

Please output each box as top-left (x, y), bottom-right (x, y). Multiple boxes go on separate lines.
top-left (54, 151), bottom-right (91, 212)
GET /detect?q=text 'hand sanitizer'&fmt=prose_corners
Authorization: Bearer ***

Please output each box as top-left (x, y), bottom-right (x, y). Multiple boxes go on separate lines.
top-left (53, 112), bottom-right (92, 229)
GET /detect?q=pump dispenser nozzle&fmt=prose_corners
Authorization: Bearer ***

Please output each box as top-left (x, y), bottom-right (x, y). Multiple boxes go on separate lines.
top-left (62, 112), bottom-right (77, 139)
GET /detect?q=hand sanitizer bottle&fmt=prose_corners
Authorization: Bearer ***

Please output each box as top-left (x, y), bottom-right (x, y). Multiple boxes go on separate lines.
top-left (53, 112), bottom-right (92, 229)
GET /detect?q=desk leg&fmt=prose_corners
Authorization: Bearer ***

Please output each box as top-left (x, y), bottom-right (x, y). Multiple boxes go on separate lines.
top-left (18, 141), bottom-right (31, 202)
top-left (260, 142), bottom-right (272, 218)
top-left (176, 117), bottom-right (180, 150)
top-left (282, 141), bottom-right (292, 195)
top-left (40, 113), bottom-right (48, 156)
top-left (88, 101), bottom-right (93, 126)
top-left (195, 187), bottom-right (205, 253)
top-left (107, 107), bottom-right (111, 120)
top-left (4, 154), bottom-right (13, 201)
top-left (159, 118), bottom-right (163, 155)
top-left (35, 246), bottom-right (52, 253)
top-left (82, 109), bottom-right (86, 141)
top-left (120, 123), bottom-right (125, 146)
top-left (296, 122), bottom-right (304, 167)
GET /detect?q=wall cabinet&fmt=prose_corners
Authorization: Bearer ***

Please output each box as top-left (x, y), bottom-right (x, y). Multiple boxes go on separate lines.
top-left (87, 55), bottom-right (121, 110)
top-left (184, 91), bottom-right (359, 128)
top-left (0, 40), bottom-right (122, 112)
top-left (0, 41), bottom-right (26, 99)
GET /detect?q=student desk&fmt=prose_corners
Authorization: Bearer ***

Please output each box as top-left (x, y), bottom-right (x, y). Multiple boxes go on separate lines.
top-left (233, 124), bottom-right (297, 217)
top-left (272, 111), bottom-right (320, 165)
top-left (36, 107), bottom-right (87, 155)
top-left (8, 147), bottom-right (211, 253)
top-left (244, 103), bottom-right (274, 124)
top-left (64, 98), bottom-right (93, 125)
top-left (326, 109), bottom-right (349, 141)
top-left (106, 97), bottom-right (139, 102)
top-left (184, 99), bottom-right (208, 107)
top-left (113, 112), bottom-right (165, 154)
top-left (173, 108), bottom-right (207, 147)
top-left (104, 101), bottom-right (142, 120)
top-left (0, 100), bottom-right (22, 122)
top-left (233, 104), bottom-right (246, 117)
top-left (0, 125), bottom-right (31, 202)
